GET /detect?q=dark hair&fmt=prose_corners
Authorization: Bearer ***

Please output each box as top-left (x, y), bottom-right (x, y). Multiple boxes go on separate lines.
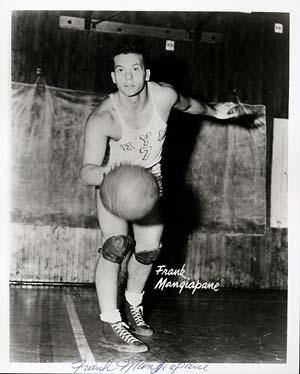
top-left (110, 40), bottom-right (149, 70)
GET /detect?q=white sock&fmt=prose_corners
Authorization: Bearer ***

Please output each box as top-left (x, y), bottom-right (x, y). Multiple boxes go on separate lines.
top-left (125, 290), bottom-right (144, 307)
top-left (100, 309), bottom-right (122, 323)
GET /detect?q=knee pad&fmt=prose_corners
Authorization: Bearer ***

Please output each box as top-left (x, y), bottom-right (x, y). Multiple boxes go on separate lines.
top-left (135, 247), bottom-right (161, 265)
top-left (102, 235), bottom-right (135, 264)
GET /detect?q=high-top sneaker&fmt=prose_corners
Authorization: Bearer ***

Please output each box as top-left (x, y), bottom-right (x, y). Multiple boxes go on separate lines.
top-left (125, 301), bottom-right (153, 336)
top-left (98, 320), bottom-right (148, 353)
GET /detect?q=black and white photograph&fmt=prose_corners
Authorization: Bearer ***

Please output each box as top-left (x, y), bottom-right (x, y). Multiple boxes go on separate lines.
top-left (1, 3), bottom-right (300, 374)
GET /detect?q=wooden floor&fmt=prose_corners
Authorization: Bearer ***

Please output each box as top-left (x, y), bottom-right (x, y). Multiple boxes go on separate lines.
top-left (10, 285), bottom-right (287, 364)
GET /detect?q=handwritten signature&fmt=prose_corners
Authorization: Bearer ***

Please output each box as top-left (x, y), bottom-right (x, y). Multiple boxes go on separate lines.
top-left (72, 359), bottom-right (208, 374)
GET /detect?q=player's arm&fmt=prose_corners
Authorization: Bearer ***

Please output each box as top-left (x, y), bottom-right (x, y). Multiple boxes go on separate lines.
top-left (174, 92), bottom-right (214, 116)
top-left (174, 92), bottom-right (238, 120)
top-left (155, 82), bottom-right (240, 121)
top-left (156, 83), bottom-right (262, 126)
top-left (79, 110), bottom-right (111, 186)
top-left (156, 82), bottom-right (236, 120)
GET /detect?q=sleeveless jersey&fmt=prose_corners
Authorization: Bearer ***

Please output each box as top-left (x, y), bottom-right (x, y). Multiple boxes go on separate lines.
top-left (108, 82), bottom-right (167, 180)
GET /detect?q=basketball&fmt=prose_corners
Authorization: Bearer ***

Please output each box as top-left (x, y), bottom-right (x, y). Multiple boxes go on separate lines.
top-left (100, 165), bottom-right (159, 221)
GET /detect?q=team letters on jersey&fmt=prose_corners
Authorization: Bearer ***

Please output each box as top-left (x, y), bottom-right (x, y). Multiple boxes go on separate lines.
top-left (119, 129), bottom-right (166, 161)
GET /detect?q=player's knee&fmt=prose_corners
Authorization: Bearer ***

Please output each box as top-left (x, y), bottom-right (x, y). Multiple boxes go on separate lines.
top-left (101, 235), bottom-right (135, 264)
top-left (134, 245), bottom-right (161, 265)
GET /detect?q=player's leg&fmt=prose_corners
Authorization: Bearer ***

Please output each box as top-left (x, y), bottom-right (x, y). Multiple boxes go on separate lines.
top-left (96, 188), bottom-right (128, 318)
top-left (125, 202), bottom-right (164, 336)
top-left (95, 189), bottom-right (148, 352)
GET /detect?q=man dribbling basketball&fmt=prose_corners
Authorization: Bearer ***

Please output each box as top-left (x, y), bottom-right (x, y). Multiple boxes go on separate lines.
top-left (80, 42), bottom-right (239, 353)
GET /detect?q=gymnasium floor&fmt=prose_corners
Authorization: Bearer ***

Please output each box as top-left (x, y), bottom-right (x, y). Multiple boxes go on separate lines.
top-left (9, 285), bottom-right (287, 364)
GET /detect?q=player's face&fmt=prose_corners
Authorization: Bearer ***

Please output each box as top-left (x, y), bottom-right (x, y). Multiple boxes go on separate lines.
top-left (111, 53), bottom-right (150, 97)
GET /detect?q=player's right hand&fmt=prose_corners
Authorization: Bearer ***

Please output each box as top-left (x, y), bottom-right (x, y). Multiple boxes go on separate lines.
top-left (102, 162), bottom-right (131, 181)
top-left (109, 161), bottom-right (131, 170)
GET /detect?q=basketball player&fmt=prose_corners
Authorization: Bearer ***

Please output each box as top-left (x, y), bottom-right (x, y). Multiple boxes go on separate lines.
top-left (80, 42), bottom-right (240, 353)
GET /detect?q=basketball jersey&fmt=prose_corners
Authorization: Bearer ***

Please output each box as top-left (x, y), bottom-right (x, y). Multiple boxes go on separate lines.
top-left (108, 82), bottom-right (167, 180)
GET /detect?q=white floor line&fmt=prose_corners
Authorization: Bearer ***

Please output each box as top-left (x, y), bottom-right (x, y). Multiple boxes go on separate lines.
top-left (63, 291), bottom-right (95, 362)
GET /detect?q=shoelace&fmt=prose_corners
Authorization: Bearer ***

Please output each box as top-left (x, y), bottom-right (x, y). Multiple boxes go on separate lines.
top-left (112, 322), bottom-right (140, 344)
top-left (130, 305), bottom-right (149, 327)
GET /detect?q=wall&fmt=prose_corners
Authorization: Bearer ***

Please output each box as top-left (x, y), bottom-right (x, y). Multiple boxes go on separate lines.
top-left (10, 223), bottom-right (100, 284)
top-left (11, 11), bottom-right (289, 288)
top-left (10, 224), bottom-right (287, 289)
top-left (11, 11), bottom-right (289, 116)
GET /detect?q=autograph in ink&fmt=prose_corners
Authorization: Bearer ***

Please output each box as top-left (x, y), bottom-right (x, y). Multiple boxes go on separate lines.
top-left (72, 359), bottom-right (209, 374)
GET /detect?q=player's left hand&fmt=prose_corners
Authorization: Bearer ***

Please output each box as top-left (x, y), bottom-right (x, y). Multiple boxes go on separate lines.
top-left (212, 102), bottom-right (265, 128)
top-left (212, 102), bottom-right (239, 120)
